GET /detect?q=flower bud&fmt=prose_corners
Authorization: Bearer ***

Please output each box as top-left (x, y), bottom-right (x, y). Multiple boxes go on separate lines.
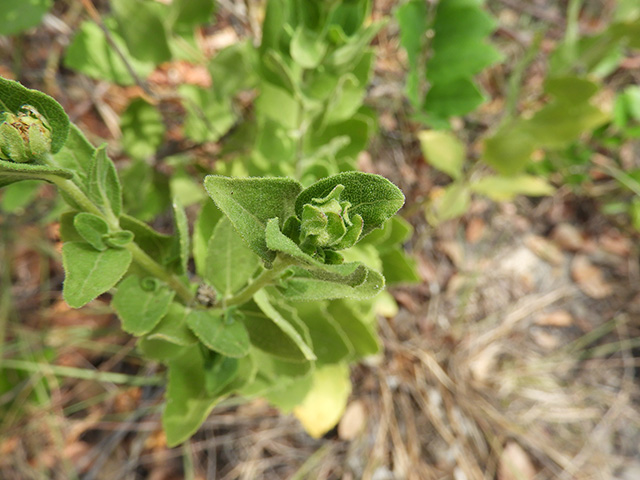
top-left (0, 105), bottom-right (52, 163)
top-left (299, 184), bottom-right (363, 255)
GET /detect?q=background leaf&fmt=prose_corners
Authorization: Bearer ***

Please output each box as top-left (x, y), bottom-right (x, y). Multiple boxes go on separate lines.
top-left (0, 0), bottom-right (52, 35)
top-left (111, 0), bottom-right (171, 65)
top-left (120, 99), bottom-right (165, 160)
top-left (418, 130), bottom-right (466, 179)
top-left (470, 175), bottom-right (555, 201)
top-left (395, 0), bottom-right (428, 107)
top-left (179, 84), bottom-right (237, 143)
top-left (64, 20), bottom-right (154, 86)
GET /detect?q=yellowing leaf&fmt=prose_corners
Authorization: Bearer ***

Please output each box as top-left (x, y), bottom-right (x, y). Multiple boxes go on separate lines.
top-left (418, 130), bottom-right (465, 179)
top-left (293, 363), bottom-right (352, 438)
top-left (426, 183), bottom-right (470, 225)
top-left (470, 175), bottom-right (554, 201)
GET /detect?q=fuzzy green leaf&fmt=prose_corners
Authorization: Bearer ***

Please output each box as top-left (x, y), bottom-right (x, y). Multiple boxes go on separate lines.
top-left (73, 212), bottom-right (109, 251)
top-left (279, 266), bottom-right (384, 301)
top-left (205, 217), bottom-right (260, 298)
top-left (253, 291), bottom-right (315, 361)
top-left (289, 302), bottom-right (353, 364)
top-left (203, 175), bottom-right (303, 263)
top-left (0, 158), bottom-right (73, 188)
top-left (203, 354), bottom-right (239, 397)
top-left (112, 275), bottom-right (175, 336)
top-left (295, 172), bottom-right (404, 238)
top-left (186, 309), bottom-right (250, 358)
top-left (241, 300), bottom-right (314, 363)
top-left (265, 218), bottom-right (366, 284)
top-left (88, 146), bottom-right (122, 217)
top-left (327, 300), bottom-right (380, 357)
top-left (53, 124), bottom-right (96, 191)
top-left (104, 230), bottom-right (134, 249)
top-left (62, 242), bottom-right (132, 308)
top-left (119, 214), bottom-right (175, 266)
top-left (193, 200), bottom-right (223, 277)
top-left (146, 302), bottom-right (198, 346)
top-left (163, 348), bottom-right (221, 447)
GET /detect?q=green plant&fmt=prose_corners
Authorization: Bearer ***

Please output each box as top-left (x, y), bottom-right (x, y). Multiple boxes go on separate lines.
top-left (396, 0), bottom-right (502, 127)
top-left (398, 0), bottom-right (640, 225)
top-left (0, 0), bottom-right (52, 36)
top-left (0, 76), bottom-right (405, 445)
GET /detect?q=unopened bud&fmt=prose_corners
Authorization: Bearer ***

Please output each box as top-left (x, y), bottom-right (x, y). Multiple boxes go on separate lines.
top-left (300, 184), bottom-right (363, 254)
top-left (0, 105), bottom-right (52, 163)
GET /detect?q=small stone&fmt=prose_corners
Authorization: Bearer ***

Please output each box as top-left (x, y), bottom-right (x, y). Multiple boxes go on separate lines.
top-left (551, 223), bottom-right (584, 251)
top-left (535, 309), bottom-right (574, 327)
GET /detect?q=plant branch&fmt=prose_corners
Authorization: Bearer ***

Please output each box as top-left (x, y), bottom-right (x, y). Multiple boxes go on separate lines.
top-left (125, 241), bottom-right (194, 304)
top-left (222, 256), bottom-right (294, 307)
top-left (504, 31), bottom-right (544, 122)
top-left (45, 175), bottom-right (195, 305)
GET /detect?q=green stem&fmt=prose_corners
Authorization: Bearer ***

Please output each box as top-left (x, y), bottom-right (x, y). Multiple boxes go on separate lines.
top-left (504, 31), bottom-right (544, 122)
top-left (223, 256), bottom-right (294, 307)
top-left (561, 0), bottom-right (583, 67)
top-left (45, 175), bottom-right (195, 304)
top-left (126, 241), bottom-right (194, 303)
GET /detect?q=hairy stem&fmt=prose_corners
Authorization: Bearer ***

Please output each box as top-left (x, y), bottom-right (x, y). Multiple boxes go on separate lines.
top-left (223, 256), bottom-right (294, 308)
top-left (126, 241), bottom-right (194, 303)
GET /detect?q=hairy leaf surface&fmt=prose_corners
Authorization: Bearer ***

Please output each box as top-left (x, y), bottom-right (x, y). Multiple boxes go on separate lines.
top-left (62, 242), bottom-right (132, 308)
